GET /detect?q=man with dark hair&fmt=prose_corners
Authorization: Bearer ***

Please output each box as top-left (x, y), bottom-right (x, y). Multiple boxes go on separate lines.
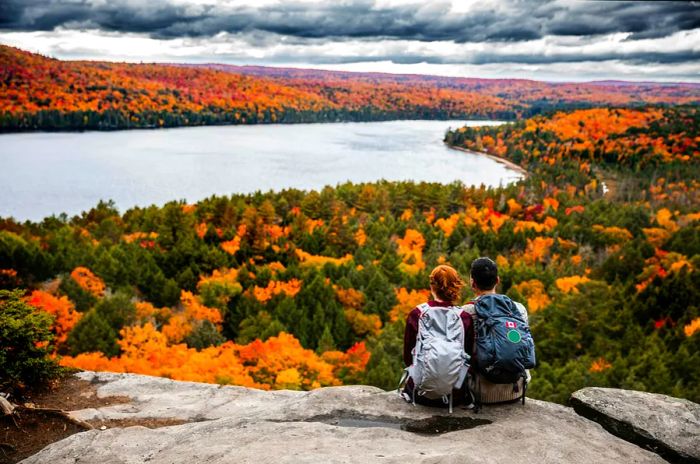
top-left (470, 257), bottom-right (499, 291)
top-left (464, 257), bottom-right (534, 406)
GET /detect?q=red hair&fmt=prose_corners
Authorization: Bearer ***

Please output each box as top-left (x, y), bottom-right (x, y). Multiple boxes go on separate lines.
top-left (429, 265), bottom-right (464, 304)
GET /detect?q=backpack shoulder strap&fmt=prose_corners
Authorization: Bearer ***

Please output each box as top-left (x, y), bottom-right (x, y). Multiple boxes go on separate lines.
top-left (449, 306), bottom-right (469, 324)
top-left (513, 301), bottom-right (529, 324)
top-left (416, 303), bottom-right (432, 324)
top-left (462, 301), bottom-right (477, 316)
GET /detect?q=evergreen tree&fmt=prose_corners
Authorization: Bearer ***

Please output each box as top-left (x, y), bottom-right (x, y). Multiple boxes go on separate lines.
top-left (0, 290), bottom-right (62, 390)
top-left (317, 325), bottom-right (336, 353)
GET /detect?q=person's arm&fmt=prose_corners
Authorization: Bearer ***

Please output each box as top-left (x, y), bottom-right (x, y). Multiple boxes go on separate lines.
top-left (403, 307), bottom-right (421, 366)
top-left (461, 311), bottom-right (475, 358)
top-left (515, 301), bottom-right (529, 324)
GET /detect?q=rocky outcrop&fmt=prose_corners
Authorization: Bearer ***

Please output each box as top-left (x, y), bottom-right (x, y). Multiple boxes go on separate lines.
top-left (571, 387), bottom-right (700, 464)
top-left (19, 371), bottom-right (667, 464)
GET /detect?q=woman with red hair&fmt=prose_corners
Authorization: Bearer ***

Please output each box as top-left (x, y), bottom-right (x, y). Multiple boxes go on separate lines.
top-left (401, 264), bottom-right (474, 408)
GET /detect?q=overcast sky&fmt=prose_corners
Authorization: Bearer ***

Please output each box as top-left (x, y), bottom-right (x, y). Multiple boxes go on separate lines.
top-left (1, 0), bottom-right (699, 82)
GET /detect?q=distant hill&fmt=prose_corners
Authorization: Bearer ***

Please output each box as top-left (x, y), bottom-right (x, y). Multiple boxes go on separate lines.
top-left (1, 44), bottom-right (699, 132)
top-left (184, 63), bottom-right (700, 90)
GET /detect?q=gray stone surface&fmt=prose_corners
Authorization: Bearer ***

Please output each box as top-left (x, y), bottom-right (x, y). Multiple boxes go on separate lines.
top-left (571, 387), bottom-right (700, 463)
top-left (20, 371), bottom-right (665, 464)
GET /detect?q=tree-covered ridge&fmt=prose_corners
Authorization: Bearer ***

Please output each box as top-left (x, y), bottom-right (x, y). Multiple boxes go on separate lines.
top-left (204, 63), bottom-right (700, 107)
top-left (1, 44), bottom-right (699, 132)
top-left (445, 107), bottom-right (699, 169)
top-left (1, 106), bottom-right (699, 403)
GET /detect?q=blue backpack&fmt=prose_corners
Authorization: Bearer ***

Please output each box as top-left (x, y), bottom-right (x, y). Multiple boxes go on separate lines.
top-left (472, 294), bottom-right (536, 389)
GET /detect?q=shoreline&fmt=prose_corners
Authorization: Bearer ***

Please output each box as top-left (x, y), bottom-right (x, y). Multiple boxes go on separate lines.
top-left (446, 143), bottom-right (529, 178)
top-left (0, 117), bottom-right (512, 136)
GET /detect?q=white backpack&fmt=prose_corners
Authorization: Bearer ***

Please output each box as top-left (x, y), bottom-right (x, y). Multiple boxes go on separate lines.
top-left (399, 303), bottom-right (470, 413)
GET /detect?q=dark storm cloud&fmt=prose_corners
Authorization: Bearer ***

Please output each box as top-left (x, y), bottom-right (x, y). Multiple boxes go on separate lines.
top-left (1, 0), bottom-right (698, 43)
top-left (260, 49), bottom-right (700, 66)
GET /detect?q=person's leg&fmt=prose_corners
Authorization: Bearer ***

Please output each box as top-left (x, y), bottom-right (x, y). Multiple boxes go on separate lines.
top-left (414, 395), bottom-right (450, 408)
top-left (458, 383), bottom-right (475, 408)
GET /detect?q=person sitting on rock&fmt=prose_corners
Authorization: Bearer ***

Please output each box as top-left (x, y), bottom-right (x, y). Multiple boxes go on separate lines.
top-left (400, 264), bottom-right (474, 409)
top-left (463, 257), bottom-right (534, 407)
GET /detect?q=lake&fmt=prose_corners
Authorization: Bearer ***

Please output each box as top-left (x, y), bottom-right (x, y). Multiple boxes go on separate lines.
top-left (0, 120), bottom-right (521, 221)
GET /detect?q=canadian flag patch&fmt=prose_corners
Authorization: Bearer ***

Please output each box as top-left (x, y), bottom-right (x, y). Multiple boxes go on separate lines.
top-left (505, 321), bottom-right (517, 329)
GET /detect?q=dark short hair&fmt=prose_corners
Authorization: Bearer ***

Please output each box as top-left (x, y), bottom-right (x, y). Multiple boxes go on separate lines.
top-left (470, 257), bottom-right (498, 290)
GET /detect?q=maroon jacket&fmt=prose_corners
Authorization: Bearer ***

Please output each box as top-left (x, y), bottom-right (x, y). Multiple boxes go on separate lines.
top-left (403, 300), bottom-right (475, 367)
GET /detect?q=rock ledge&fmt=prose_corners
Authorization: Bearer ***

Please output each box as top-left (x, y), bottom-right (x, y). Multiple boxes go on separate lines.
top-left (571, 387), bottom-right (700, 464)
top-left (20, 372), bottom-right (668, 464)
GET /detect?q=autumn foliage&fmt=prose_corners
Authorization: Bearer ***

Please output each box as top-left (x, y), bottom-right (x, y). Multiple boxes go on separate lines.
top-left (2, 45), bottom-right (699, 132)
top-left (449, 107), bottom-right (699, 169)
top-left (2, 103), bottom-right (698, 404)
top-left (26, 290), bottom-right (81, 346)
top-left (70, 266), bottom-right (105, 297)
top-left (60, 327), bottom-right (365, 391)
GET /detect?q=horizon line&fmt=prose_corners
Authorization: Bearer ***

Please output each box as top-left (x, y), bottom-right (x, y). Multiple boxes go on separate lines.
top-left (5, 43), bottom-right (699, 86)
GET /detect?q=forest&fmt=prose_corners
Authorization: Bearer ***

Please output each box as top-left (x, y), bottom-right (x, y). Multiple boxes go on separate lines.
top-left (1, 45), bottom-right (699, 132)
top-left (2, 105), bottom-right (698, 404)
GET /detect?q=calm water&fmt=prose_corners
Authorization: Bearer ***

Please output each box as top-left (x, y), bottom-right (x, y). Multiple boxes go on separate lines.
top-left (0, 120), bottom-right (521, 221)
